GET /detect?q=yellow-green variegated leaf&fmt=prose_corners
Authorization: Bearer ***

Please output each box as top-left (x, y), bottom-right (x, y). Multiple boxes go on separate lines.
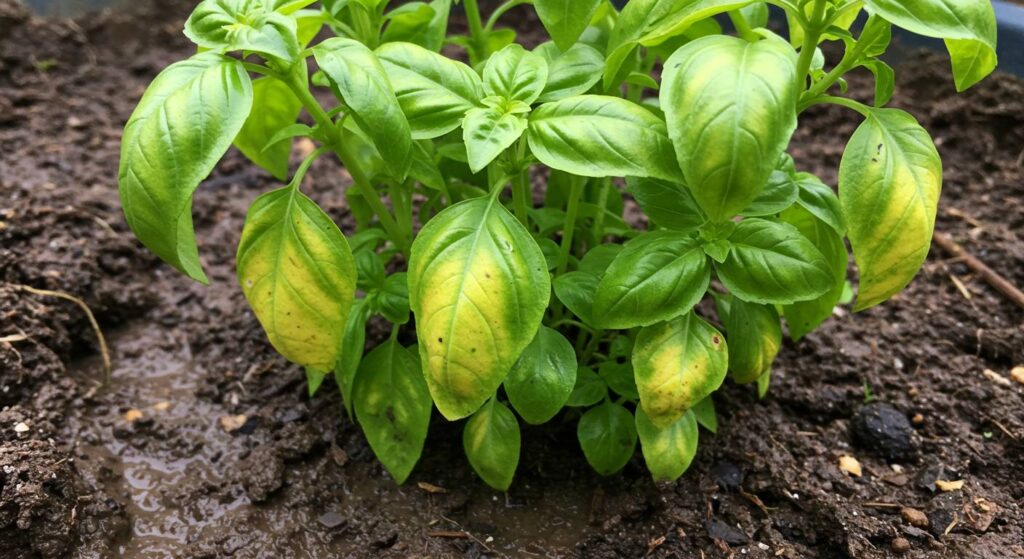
top-left (119, 53), bottom-right (253, 283)
top-left (233, 76), bottom-right (302, 181)
top-left (636, 407), bottom-right (698, 482)
top-left (864, 0), bottom-right (997, 91)
top-left (236, 187), bottom-right (356, 371)
top-left (632, 312), bottom-right (727, 429)
top-left (839, 108), bottom-right (941, 311)
top-left (408, 196), bottom-right (550, 420)
top-left (661, 35), bottom-right (798, 220)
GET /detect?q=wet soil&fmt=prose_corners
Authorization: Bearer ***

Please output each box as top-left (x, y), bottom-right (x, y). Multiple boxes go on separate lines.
top-left (2, 1), bottom-right (1023, 557)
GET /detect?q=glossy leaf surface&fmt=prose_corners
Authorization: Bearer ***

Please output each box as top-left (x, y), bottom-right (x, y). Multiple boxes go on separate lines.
top-left (504, 327), bottom-right (578, 425)
top-left (578, 402), bottom-right (637, 476)
top-left (636, 407), bottom-right (698, 482)
top-left (464, 399), bottom-right (521, 490)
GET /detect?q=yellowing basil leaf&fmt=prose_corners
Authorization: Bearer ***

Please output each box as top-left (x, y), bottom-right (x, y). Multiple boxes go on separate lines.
top-left (234, 76), bottom-right (302, 181)
top-left (632, 312), bottom-right (727, 428)
top-left (716, 218), bottom-right (833, 305)
top-left (534, 0), bottom-right (602, 51)
top-left (839, 108), bottom-right (942, 310)
top-left (119, 53), bottom-right (253, 283)
top-left (463, 399), bottom-right (521, 490)
top-left (636, 407), bottom-right (698, 482)
top-left (354, 340), bottom-right (432, 484)
top-left (534, 42), bottom-right (605, 103)
top-left (626, 177), bottom-right (705, 232)
top-left (661, 34), bottom-right (798, 220)
top-left (527, 95), bottom-right (683, 182)
top-left (306, 366), bottom-right (327, 397)
top-left (483, 44), bottom-right (549, 104)
top-left (314, 38), bottom-right (412, 179)
top-left (236, 187), bottom-right (357, 371)
top-left (781, 205), bottom-right (847, 340)
top-left (715, 294), bottom-right (782, 384)
top-left (408, 197), bottom-right (550, 420)
top-left (864, 0), bottom-right (997, 91)
top-left (504, 327), bottom-right (578, 425)
top-left (462, 106), bottom-right (527, 173)
top-left (185, 0), bottom-right (299, 62)
top-left (592, 232), bottom-right (710, 329)
top-left (377, 41), bottom-right (484, 139)
top-left (578, 402), bottom-right (637, 476)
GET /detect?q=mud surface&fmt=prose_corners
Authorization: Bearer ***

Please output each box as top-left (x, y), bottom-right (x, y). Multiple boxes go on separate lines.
top-left (2, 1), bottom-right (1023, 557)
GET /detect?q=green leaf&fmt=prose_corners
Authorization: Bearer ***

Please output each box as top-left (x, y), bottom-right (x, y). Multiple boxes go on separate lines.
top-left (690, 396), bottom-right (717, 433)
top-left (354, 340), bottom-right (432, 484)
top-left (409, 141), bottom-right (446, 191)
top-left (780, 205), bottom-right (847, 340)
top-left (483, 44), bottom-right (549, 105)
top-left (527, 95), bottom-right (683, 181)
top-left (578, 402), bottom-right (638, 475)
top-left (715, 294), bottom-right (781, 384)
top-left (377, 42), bottom-right (484, 139)
top-left (534, 0), bottom-right (601, 51)
top-left (313, 38), bottom-right (412, 179)
top-left (632, 311), bottom-right (727, 428)
top-left (464, 398), bottom-right (521, 490)
top-left (741, 169), bottom-right (799, 217)
top-left (863, 0), bottom-right (997, 91)
top-left (534, 42), bottom-right (605, 103)
top-left (592, 232), bottom-right (710, 330)
top-left (119, 53), bottom-right (253, 283)
top-left (376, 272), bottom-right (411, 324)
top-left (294, 9), bottom-right (325, 47)
top-left (566, 366), bottom-right (606, 407)
top-left (839, 108), bottom-right (942, 310)
top-left (787, 1), bottom-right (862, 47)
top-left (604, 0), bottom-right (756, 88)
top-left (864, 59), bottom-right (895, 107)
top-left (236, 186), bottom-right (356, 371)
top-left (354, 249), bottom-right (386, 290)
top-left (579, 244), bottom-right (624, 275)
top-left (626, 177), bottom-right (705, 232)
top-left (599, 360), bottom-right (639, 400)
top-left (716, 218), bottom-right (833, 305)
top-left (636, 407), bottom-right (698, 482)
top-left (409, 196), bottom-right (550, 420)
top-left (462, 106), bottom-right (528, 173)
top-left (383, 0), bottom-right (451, 52)
top-left (553, 271), bottom-right (599, 326)
top-left (661, 34), bottom-right (798, 220)
top-left (185, 0), bottom-right (299, 62)
top-left (794, 172), bottom-right (845, 235)
top-left (504, 326), bottom-right (578, 424)
top-left (272, 0), bottom-right (318, 14)
top-left (234, 76), bottom-right (302, 181)
top-left (335, 298), bottom-right (371, 418)
top-left (756, 368), bottom-right (772, 398)
top-left (306, 366), bottom-right (327, 397)
top-left (738, 2), bottom-right (768, 28)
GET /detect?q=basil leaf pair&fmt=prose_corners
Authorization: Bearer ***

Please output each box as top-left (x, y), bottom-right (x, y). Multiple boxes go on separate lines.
top-left (185, 0), bottom-right (300, 62)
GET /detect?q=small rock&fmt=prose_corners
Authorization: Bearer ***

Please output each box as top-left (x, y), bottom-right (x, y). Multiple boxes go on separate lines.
top-left (891, 537), bottom-right (911, 553)
top-left (914, 462), bottom-right (945, 492)
top-left (926, 493), bottom-right (961, 539)
top-left (982, 369), bottom-right (1011, 387)
top-left (239, 447), bottom-right (284, 502)
top-left (710, 462), bottom-right (744, 491)
top-left (911, 413), bottom-right (924, 426)
top-left (1010, 366), bottom-right (1024, 385)
top-left (219, 414), bottom-right (248, 433)
top-left (124, 409), bottom-right (144, 423)
top-left (850, 403), bottom-right (917, 461)
top-left (705, 518), bottom-right (748, 546)
top-left (838, 455), bottom-right (862, 477)
top-left (330, 446), bottom-right (349, 466)
top-left (13, 422), bottom-right (29, 433)
top-left (900, 507), bottom-right (929, 528)
top-left (317, 511), bottom-right (346, 529)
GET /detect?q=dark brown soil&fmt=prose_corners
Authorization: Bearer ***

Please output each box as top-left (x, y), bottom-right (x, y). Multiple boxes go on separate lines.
top-left (2, 2), bottom-right (1023, 558)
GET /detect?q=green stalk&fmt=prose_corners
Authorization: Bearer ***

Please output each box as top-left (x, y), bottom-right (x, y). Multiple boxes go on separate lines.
top-left (591, 178), bottom-right (612, 245)
top-left (462, 0), bottom-right (486, 64)
top-left (484, 0), bottom-right (532, 31)
top-left (556, 175), bottom-right (586, 276)
top-left (282, 68), bottom-right (410, 257)
top-left (793, 0), bottom-right (828, 91)
top-left (727, 10), bottom-right (757, 42)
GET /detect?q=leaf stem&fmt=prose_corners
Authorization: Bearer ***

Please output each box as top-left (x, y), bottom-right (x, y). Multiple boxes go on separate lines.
top-left (556, 175), bottom-right (586, 276)
top-left (484, 0), bottom-right (532, 32)
top-left (809, 95), bottom-right (872, 116)
top-left (727, 10), bottom-right (758, 42)
top-left (462, 0), bottom-right (486, 64)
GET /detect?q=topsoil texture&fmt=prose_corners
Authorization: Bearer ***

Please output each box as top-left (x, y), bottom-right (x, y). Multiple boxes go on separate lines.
top-left (1, 1), bottom-right (1023, 557)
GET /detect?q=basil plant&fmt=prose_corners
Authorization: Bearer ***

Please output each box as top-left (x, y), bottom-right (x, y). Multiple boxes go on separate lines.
top-left (118, 0), bottom-right (997, 488)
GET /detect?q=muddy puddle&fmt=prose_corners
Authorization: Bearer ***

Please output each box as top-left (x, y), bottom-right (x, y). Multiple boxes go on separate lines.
top-left (64, 324), bottom-right (597, 557)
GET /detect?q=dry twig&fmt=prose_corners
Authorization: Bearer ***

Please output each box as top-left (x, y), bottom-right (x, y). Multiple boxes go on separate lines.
top-left (933, 232), bottom-right (1024, 310)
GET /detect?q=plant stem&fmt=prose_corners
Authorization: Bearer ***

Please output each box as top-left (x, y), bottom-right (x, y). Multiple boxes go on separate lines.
top-left (592, 178), bottom-right (612, 244)
top-left (282, 69), bottom-right (410, 257)
top-left (810, 95), bottom-right (872, 116)
top-left (462, 0), bottom-right (486, 64)
top-left (556, 175), bottom-right (585, 276)
top-left (793, 0), bottom-right (827, 91)
top-left (727, 10), bottom-right (757, 42)
top-left (484, 0), bottom-right (532, 31)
